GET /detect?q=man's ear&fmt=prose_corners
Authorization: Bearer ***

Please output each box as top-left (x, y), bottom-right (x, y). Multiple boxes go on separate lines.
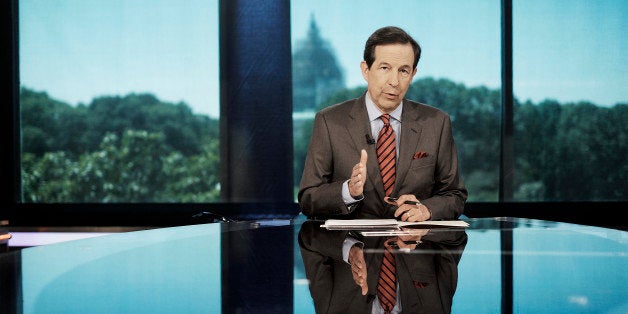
top-left (360, 61), bottom-right (369, 81)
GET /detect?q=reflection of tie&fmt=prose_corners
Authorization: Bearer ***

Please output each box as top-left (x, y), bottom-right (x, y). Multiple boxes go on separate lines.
top-left (377, 242), bottom-right (396, 313)
top-left (377, 114), bottom-right (396, 196)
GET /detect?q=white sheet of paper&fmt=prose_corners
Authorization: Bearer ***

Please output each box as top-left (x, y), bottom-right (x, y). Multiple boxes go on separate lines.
top-left (320, 219), bottom-right (469, 229)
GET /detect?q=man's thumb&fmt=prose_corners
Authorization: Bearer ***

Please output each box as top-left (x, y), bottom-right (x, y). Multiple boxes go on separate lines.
top-left (360, 149), bottom-right (368, 165)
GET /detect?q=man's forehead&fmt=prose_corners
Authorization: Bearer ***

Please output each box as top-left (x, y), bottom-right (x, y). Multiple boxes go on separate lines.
top-left (373, 44), bottom-right (414, 66)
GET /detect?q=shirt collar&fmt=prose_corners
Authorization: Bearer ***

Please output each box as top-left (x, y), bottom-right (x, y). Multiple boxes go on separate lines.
top-left (365, 93), bottom-right (403, 123)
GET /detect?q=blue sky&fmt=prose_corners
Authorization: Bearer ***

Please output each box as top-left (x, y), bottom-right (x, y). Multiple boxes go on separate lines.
top-left (20, 0), bottom-right (219, 115)
top-left (20, 0), bottom-right (627, 117)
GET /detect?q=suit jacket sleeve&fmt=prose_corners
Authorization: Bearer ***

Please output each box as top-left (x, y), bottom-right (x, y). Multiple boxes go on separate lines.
top-left (298, 107), bottom-right (359, 218)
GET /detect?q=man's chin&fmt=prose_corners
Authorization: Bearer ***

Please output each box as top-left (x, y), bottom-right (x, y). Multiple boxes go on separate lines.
top-left (379, 99), bottom-right (400, 110)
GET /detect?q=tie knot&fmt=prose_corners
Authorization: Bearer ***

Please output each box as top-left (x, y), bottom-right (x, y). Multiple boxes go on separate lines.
top-left (380, 114), bottom-right (391, 125)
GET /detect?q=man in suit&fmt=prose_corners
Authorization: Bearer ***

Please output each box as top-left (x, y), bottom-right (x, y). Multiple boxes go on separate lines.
top-left (299, 26), bottom-right (467, 222)
top-left (298, 26), bottom-right (467, 312)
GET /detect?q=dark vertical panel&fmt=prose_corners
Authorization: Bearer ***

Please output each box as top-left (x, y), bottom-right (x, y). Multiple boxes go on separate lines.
top-left (500, 2), bottom-right (514, 313)
top-left (500, 0), bottom-right (514, 202)
top-left (219, 0), bottom-right (293, 204)
top-left (500, 220), bottom-right (514, 314)
top-left (0, 0), bottom-right (19, 217)
top-left (222, 223), bottom-right (293, 313)
top-left (0, 251), bottom-right (22, 314)
top-left (218, 0), bottom-right (297, 293)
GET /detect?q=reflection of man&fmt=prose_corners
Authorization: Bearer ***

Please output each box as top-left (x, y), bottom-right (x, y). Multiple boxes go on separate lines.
top-left (298, 26), bottom-right (467, 222)
top-left (298, 220), bottom-right (468, 313)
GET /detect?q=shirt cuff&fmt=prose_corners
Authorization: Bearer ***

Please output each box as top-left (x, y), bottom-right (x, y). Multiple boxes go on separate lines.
top-left (342, 236), bottom-right (363, 263)
top-left (342, 180), bottom-right (364, 204)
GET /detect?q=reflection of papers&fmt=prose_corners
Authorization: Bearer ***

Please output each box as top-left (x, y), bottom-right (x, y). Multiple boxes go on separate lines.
top-left (320, 219), bottom-right (469, 230)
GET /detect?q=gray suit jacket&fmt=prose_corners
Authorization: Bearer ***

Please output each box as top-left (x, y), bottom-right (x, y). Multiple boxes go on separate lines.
top-left (298, 93), bottom-right (467, 220)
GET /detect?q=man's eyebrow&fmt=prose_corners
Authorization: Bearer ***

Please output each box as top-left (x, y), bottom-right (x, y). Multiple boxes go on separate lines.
top-left (376, 61), bottom-right (412, 69)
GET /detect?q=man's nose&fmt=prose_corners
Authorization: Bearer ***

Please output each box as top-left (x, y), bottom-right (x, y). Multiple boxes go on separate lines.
top-left (388, 72), bottom-right (400, 86)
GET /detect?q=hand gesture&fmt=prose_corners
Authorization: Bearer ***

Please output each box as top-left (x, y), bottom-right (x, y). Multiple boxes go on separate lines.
top-left (349, 244), bottom-right (368, 295)
top-left (348, 149), bottom-right (368, 198)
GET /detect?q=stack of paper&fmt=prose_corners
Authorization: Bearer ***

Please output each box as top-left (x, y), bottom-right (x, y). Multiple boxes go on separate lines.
top-left (320, 219), bottom-right (469, 230)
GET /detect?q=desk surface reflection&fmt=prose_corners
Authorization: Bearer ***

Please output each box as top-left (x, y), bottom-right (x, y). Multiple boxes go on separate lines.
top-left (0, 217), bottom-right (626, 314)
top-left (299, 220), bottom-right (467, 313)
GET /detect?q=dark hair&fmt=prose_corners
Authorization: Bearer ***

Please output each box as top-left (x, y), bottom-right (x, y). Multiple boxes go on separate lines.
top-left (363, 26), bottom-right (421, 69)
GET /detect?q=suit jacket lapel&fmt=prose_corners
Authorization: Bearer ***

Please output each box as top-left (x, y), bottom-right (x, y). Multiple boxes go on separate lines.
top-left (395, 101), bottom-right (423, 194)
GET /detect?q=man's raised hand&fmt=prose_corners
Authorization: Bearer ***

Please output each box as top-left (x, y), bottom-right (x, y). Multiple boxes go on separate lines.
top-left (349, 149), bottom-right (368, 198)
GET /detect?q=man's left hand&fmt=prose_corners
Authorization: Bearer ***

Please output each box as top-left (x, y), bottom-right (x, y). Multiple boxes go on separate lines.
top-left (389, 195), bottom-right (431, 222)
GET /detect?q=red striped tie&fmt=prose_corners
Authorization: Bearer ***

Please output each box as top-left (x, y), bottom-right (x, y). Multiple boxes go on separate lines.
top-left (377, 241), bottom-right (396, 313)
top-left (376, 114), bottom-right (396, 197)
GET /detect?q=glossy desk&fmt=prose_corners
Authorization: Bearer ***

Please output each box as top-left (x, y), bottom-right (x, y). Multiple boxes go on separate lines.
top-left (0, 217), bottom-right (626, 314)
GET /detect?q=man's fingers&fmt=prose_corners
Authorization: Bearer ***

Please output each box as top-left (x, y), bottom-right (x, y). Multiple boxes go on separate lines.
top-left (394, 206), bottom-right (409, 218)
top-left (349, 247), bottom-right (368, 295)
top-left (360, 149), bottom-right (367, 166)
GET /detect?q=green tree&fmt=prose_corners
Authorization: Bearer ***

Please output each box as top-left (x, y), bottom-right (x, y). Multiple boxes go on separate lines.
top-left (20, 88), bottom-right (89, 156)
top-left (22, 151), bottom-right (76, 202)
top-left (22, 130), bottom-right (221, 203)
top-left (86, 93), bottom-right (215, 156)
top-left (162, 139), bottom-right (221, 202)
top-left (20, 88), bottom-right (221, 203)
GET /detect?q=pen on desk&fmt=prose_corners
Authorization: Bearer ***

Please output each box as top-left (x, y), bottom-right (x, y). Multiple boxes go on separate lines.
top-left (402, 200), bottom-right (421, 205)
top-left (387, 197), bottom-right (421, 206)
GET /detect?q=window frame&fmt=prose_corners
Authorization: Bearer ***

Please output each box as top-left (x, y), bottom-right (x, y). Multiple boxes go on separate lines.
top-left (1, 0), bottom-right (625, 228)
